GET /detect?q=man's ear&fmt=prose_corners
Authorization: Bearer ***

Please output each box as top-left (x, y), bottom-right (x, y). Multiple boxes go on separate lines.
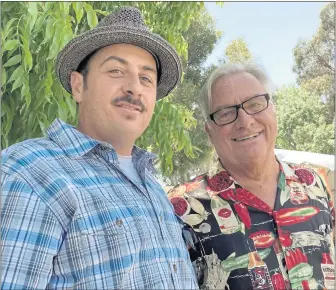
top-left (269, 102), bottom-right (276, 115)
top-left (205, 122), bottom-right (212, 139)
top-left (70, 71), bottom-right (84, 103)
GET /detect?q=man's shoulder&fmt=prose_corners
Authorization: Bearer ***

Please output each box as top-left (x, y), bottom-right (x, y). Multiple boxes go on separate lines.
top-left (2, 137), bottom-right (61, 175)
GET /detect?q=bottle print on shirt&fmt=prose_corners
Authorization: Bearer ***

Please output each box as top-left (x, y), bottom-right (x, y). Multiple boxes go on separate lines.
top-left (321, 240), bottom-right (335, 289)
top-left (211, 195), bottom-right (239, 234)
top-left (247, 239), bottom-right (274, 290)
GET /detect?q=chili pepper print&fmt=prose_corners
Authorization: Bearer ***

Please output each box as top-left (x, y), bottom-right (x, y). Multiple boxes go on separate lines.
top-left (286, 248), bottom-right (308, 271)
top-left (249, 231), bottom-right (275, 248)
top-left (291, 248), bottom-right (303, 264)
top-left (234, 202), bottom-right (251, 229)
top-left (301, 280), bottom-right (310, 290)
top-left (285, 251), bottom-right (295, 271)
top-left (295, 248), bottom-right (308, 264)
top-left (274, 206), bottom-right (320, 226)
top-left (278, 228), bottom-right (293, 247)
top-left (271, 272), bottom-right (286, 290)
top-left (219, 189), bottom-right (236, 201)
top-left (235, 188), bottom-right (273, 214)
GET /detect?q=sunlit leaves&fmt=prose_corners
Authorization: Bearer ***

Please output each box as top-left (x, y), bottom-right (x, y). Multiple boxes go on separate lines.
top-left (225, 38), bottom-right (252, 63)
top-left (293, 2), bottom-right (334, 124)
top-left (275, 86), bottom-right (334, 154)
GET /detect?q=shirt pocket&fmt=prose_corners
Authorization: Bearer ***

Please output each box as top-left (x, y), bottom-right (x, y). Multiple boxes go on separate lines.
top-left (74, 198), bottom-right (144, 284)
top-left (76, 198), bottom-right (144, 237)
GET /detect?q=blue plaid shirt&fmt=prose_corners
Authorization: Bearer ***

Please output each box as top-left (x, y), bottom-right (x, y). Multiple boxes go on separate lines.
top-left (1, 119), bottom-right (198, 289)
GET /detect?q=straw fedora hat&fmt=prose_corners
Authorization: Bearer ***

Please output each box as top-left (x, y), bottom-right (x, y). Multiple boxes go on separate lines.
top-left (56, 6), bottom-right (182, 100)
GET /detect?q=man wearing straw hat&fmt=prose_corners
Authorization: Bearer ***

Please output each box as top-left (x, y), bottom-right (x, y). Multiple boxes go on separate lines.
top-left (1, 7), bottom-right (198, 289)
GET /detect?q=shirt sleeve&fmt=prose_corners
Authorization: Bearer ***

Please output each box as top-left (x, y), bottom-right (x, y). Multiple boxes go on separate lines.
top-left (1, 173), bottom-right (64, 289)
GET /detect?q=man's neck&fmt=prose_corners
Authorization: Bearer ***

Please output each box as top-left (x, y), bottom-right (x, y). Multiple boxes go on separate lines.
top-left (219, 153), bottom-right (279, 186)
top-left (76, 122), bottom-right (135, 156)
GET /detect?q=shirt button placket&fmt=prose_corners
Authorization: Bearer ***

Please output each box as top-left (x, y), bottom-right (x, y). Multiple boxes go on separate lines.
top-left (116, 219), bottom-right (123, 227)
top-left (173, 264), bottom-right (177, 272)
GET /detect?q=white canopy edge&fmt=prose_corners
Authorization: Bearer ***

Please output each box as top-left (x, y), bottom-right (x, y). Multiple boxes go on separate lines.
top-left (275, 149), bottom-right (334, 171)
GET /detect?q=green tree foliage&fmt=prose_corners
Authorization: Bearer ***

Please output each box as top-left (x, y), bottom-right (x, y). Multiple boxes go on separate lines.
top-left (163, 6), bottom-right (222, 185)
top-left (225, 38), bottom-right (252, 63)
top-left (275, 86), bottom-right (334, 154)
top-left (1, 1), bottom-right (204, 175)
top-left (293, 2), bottom-right (335, 124)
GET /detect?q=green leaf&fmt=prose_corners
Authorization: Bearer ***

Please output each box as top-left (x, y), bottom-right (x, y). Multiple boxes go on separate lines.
top-left (21, 81), bottom-right (31, 108)
top-left (27, 113), bottom-right (35, 135)
top-left (72, 2), bottom-right (85, 24)
top-left (95, 9), bottom-right (110, 16)
top-left (23, 48), bottom-right (33, 71)
top-left (38, 119), bottom-right (47, 136)
top-left (4, 54), bottom-right (22, 67)
top-left (27, 2), bottom-right (38, 32)
top-left (11, 75), bottom-right (25, 92)
top-left (7, 65), bottom-right (24, 83)
top-left (85, 5), bottom-right (98, 28)
top-left (61, 2), bottom-right (71, 14)
top-left (42, 18), bottom-right (55, 45)
top-left (58, 101), bottom-right (68, 121)
top-left (47, 102), bottom-right (58, 121)
top-left (3, 18), bottom-right (18, 40)
top-left (34, 14), bottom-right (46, 33)
top-left (5, 102), bottom-right (13, 135)
top-left (3, 39), bottom-right (19, 51)
top-left (1, 101), bottom-right (9, 118)
top-left (64, 95), bottom-right (77, 119)
top-left (2, 66), bottom-right (7, 86)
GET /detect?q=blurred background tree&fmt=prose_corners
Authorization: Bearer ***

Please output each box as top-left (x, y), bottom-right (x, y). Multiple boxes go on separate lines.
top-left (293, 2), bottom-right (335, 124)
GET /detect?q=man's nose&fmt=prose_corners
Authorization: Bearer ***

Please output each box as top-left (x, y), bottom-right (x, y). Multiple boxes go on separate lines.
top-left (234, 107), bottom-right (254, 129)
top-left (122, 75), bottom-right (142, 99)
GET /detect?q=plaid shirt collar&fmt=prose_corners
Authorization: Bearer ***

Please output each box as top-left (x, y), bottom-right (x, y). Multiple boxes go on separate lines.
top-left (47, 118), bottom-right (157, 165)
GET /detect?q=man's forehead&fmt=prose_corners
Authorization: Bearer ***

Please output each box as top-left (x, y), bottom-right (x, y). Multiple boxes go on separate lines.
top-left (95, 44), bottom-right (156, 62)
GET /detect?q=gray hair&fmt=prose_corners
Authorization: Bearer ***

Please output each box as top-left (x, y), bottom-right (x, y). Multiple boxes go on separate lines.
top-left (199, 62), bottom-right (274, 121)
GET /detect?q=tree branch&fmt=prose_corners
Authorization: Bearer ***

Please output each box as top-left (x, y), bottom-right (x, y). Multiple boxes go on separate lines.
top-left (311, 45), bottom-right (335, 72)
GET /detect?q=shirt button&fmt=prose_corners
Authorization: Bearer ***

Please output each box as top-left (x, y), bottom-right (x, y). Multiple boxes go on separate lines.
top-left (116, 219), bottom-right (123, 226)
top-left (160, 216), bottom-right (163, 222)
top-left (173, 264), bottom-right (177, 272)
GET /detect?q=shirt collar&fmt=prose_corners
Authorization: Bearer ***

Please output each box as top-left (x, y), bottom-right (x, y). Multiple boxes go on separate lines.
top-left (207, 157), bottom-right (299, 182)
top-left (47, 118), bottom-right (99, 157)
top-left (47, 118), bottom-right (157, 163)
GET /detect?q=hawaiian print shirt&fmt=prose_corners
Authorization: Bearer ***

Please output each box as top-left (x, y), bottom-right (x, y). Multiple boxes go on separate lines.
top-left (168, 159), bottom-right (335, 290)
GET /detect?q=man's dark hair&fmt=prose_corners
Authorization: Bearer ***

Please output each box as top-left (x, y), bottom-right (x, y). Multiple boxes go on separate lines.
top-left (77, 50), bottom-right (98, 89)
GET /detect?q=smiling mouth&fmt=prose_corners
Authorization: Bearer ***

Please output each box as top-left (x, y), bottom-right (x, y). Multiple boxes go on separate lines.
top-left (117, 104), bottom-right (141, 112)
top-left (233, 132), bottom-right (261, 142)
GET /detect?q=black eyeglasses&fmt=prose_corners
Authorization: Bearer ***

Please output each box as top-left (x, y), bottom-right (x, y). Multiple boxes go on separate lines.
top-left (209, 93), bottom-right (270, 126)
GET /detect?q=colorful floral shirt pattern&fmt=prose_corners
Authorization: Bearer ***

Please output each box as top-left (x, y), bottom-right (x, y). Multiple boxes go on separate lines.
top-left (168, 159), bottom-right (335, 290)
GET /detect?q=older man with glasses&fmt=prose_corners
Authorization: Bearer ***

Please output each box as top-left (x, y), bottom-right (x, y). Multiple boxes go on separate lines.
top-left (168, 62), bottom-right (335, 290)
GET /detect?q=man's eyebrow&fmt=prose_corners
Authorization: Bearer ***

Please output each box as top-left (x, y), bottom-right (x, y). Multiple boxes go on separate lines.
top-left (100, 55), bottom-right (127, 67)
top-left (100, 55), bottom-right (157, 75)
top-left (142, 65), bottom-right (156, 74)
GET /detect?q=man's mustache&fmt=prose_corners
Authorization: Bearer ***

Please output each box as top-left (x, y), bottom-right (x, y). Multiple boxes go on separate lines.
top-left (111, 95), bottom-right (146, 112)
